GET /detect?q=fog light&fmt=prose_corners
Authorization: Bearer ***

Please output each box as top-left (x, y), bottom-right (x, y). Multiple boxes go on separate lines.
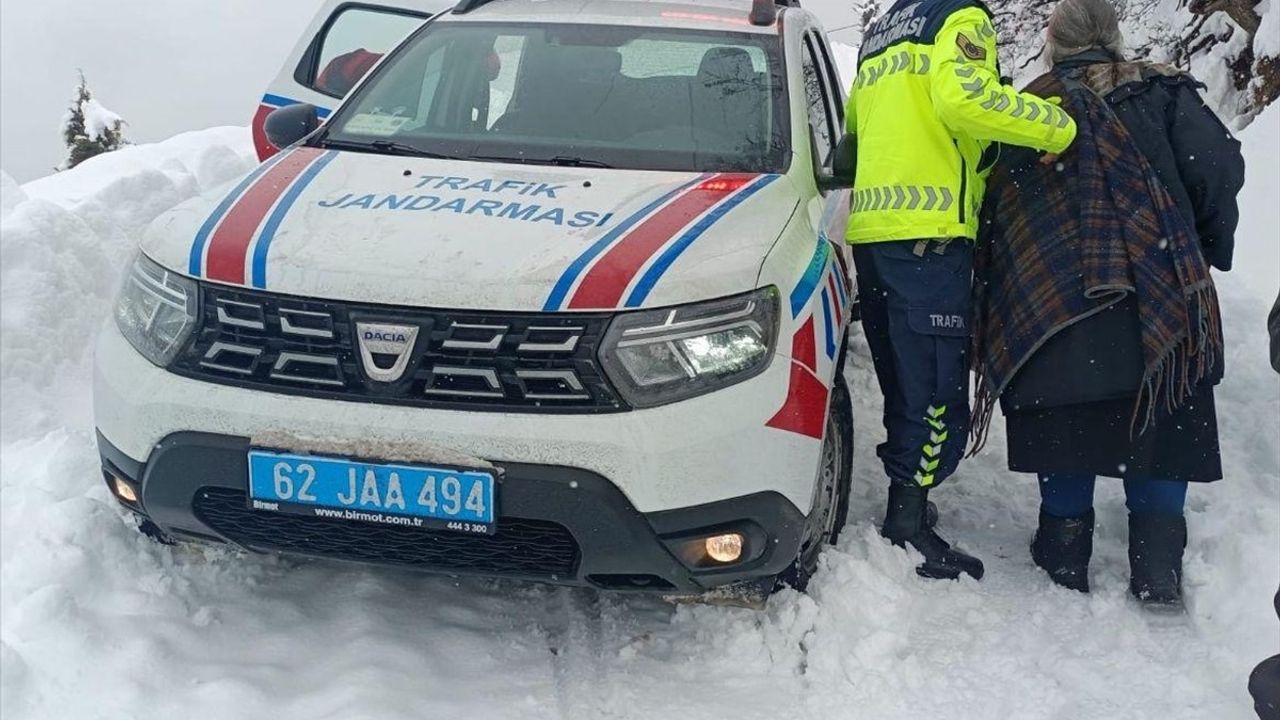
top-left (112, 476), bottom-right (138, 503)
top-left (704, 533), bottom-right (744, 563)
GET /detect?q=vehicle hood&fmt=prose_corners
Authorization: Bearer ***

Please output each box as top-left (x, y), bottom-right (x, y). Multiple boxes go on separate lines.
top-left (143, 148), bottom-right (799, 311)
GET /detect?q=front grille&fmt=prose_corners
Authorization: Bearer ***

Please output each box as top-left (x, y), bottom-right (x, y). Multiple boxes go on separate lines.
top-left (170, 285), bottom-right (625, 412)
top-left (194, 488), bottom-right (580, 579)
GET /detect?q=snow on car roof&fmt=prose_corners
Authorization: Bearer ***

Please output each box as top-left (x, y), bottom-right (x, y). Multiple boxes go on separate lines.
top-left (439, 0), bottom-right (785, 33)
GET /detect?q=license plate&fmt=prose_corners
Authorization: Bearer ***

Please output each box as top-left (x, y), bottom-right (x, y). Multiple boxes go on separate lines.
top-left (247, 450), bottom-right (497, 535)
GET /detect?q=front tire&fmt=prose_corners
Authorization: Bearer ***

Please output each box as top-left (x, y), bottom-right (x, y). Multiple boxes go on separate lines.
top-left (777, 375), bottom-right (854, 591)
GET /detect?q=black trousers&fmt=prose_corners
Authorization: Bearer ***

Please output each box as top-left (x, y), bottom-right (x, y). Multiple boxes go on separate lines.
top-left (851, 239), bottom-right (973, 487)
top-left (1253, 655), bottom-right (1280, 720)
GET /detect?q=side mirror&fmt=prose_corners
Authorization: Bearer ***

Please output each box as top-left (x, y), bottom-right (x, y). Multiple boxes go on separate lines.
top-left (264, 103), bottom-right (321, 149)
top-left (817, 134), bottom-right (857, 192)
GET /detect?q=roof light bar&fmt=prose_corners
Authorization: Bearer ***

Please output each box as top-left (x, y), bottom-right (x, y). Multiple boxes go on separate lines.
top-left (452, 0), bottom-right (493, 15)
top-left (454, 0), bottom-right (799, 25)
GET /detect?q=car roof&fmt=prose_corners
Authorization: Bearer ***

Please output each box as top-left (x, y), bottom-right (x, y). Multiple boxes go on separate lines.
top-left (436, 0), bottom-right (792, 34)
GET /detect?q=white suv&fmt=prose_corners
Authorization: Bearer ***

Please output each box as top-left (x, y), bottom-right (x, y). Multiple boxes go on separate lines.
top-left (94, 0), bottom-right (857, 596)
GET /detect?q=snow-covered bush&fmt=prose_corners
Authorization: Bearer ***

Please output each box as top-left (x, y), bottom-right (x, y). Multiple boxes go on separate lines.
top-left (58, 72), bottom-right (128, 172)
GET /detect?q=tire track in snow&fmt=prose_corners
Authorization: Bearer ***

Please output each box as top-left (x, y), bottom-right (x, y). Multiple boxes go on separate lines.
top-left (540, 586), bottom-right (615, 720)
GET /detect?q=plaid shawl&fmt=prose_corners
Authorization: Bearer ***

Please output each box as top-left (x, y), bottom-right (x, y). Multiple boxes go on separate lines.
top-left (970, 66), bottom-right (1223, 451)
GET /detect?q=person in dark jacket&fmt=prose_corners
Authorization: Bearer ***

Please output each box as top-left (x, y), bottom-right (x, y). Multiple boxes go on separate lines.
top-left (1270, 291), bottom-right (1280, 373)
top-left (1252, 592), bottom-right (1280, 718)
top-left (972, 0), bottom-right (1245, 607)
top-left (1253, 307), bottom-right (1280, 718)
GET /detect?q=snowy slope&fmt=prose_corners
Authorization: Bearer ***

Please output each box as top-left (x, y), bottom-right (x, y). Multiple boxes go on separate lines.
top-left (1, 123), bottom-right (1277, 720)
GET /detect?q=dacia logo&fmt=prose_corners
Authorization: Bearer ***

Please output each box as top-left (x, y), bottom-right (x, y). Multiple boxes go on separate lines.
top-left (355, 322), bottom-right (419, 383)
top-left (363, 330), bottom-right (409, 344)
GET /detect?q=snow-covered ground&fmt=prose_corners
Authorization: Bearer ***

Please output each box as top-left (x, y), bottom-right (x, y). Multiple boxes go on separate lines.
top-left (1, 114), bottom-right (1278, 720)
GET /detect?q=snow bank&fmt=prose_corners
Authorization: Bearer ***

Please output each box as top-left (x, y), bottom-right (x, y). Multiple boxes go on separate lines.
top-left (1, 172), bottom-right (26, 221)
top-left (0, 127), bottom-right (254, 441)
top-left (0, 113), bottom-right (1276, 720)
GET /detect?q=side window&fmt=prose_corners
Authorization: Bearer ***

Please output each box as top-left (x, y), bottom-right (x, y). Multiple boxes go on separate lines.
top-left (801, 34), bottom-right (837, 168)
top-left (812, 34), bottom-right (844, 126)
top-left (303, 7), bottom-right (427, 99)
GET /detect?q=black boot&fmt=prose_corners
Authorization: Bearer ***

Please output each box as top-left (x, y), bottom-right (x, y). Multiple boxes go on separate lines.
top-left (1128, 512), bottom-right (1187, 608)
top-left (882, 484), bottom-right (984, 581)
top-left (1030, 508), bottom-right (1094, 593)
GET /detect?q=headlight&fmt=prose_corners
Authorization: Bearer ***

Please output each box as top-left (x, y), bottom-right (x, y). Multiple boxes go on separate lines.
top-left (600, 287), bottom-right (778, 408)
top-left (113, 253), bottom-right (198, 366)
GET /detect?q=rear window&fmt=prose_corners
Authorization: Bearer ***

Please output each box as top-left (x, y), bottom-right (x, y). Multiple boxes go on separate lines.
top-left (322, 22), bottom-right (790, 173)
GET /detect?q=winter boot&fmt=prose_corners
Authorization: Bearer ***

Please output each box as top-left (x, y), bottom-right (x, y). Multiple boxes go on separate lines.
top-left (1128, 512), bottom-right (1187, 608)
top-left (1030, 508), bottom-right (1094, 593)
top-left (881, 484), bottom-right (984, 581)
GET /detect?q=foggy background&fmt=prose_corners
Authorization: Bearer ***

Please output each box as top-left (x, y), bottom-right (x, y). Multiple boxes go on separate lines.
top-left (0, 0), bottom-right (318, 182)
top-left (0, 0), bottom-right (861, 183)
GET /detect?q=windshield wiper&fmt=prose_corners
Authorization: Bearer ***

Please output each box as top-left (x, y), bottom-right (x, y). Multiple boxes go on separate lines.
top-left (470, 153), bottom-right (613, 169)
top-left (545, 155), bottom-right (613, 169)
top-left (317, 137), bottom-right (461, 160)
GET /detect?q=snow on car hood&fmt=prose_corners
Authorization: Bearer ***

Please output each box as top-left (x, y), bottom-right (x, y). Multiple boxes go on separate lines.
top-left (142, 147), bottom-right (798, 311)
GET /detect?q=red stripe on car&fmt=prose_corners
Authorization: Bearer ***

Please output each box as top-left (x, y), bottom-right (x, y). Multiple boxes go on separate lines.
top-left (793, 316), bottom-right (817, 373)
top-left (766, 362), bottom-right (829, 439)
top-left (204, 147), bottom-right (322, 284)
top-left (567, 174), bottom-right (743, 309)
top-left (251, 104), bottom-right (280, 162)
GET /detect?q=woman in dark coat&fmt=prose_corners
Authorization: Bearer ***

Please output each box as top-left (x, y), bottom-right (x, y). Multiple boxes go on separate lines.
top-left (972, 0), bottom-right (1245, 607)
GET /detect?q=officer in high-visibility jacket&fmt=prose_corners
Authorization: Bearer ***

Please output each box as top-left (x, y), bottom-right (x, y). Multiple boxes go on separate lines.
top-left (845, 0), bottom-right (1077, 581)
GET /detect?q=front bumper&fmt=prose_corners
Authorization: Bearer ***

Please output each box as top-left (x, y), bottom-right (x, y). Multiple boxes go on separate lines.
top-left (94, 321), bottom-right (823, 514)
top-left (98, 430), bottom-right (806, 593)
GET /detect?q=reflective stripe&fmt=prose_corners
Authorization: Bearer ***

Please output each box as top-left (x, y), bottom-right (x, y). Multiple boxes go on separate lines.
top-left (859, 52), bottom-right (934, 85)
top-left (852, 186), bottom-right (955, 213)
top-left (961, 76), bottom-right (986, 99)
top-left (915, 405), bottom-right (949, 488)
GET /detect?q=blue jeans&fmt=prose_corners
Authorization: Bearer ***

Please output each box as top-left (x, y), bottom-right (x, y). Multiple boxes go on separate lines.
top-left (1039, 475), bottom-right (1188, 517)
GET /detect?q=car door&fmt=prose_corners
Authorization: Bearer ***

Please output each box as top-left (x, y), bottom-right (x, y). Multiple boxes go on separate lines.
top-left (798, 23), bottom-right (855, 311)
top-left (253, 0), bottom-right (454, 161)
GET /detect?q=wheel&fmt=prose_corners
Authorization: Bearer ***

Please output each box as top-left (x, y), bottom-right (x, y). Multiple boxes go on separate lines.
top-left (777, 374), bottom-right (854, 591)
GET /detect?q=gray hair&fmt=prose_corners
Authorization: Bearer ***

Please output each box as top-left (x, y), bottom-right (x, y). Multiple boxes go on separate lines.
top-left (1047, 0), bottom-right (1125, 64)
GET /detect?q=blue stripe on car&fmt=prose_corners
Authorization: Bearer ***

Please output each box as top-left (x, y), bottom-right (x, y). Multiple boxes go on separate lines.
top-left (250, 150), bottom-right (340, 288)
top-left (262, 93), bottom-right (332, 119)
top-left (188, 150), bottom-right (288, 276)
top-left (625, 174), bottom-right (778, 308)
top-left (831, 260), bottom-right (848, 306)
top-left (789, 237), bottom-right (831, 318)
top-left (820, 288), bottom-right (836, 359)
top-left (542, 174), bottom-right (709, 312)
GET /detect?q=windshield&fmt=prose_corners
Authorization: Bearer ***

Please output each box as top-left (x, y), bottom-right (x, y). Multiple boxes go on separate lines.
top-left (320, 22), bottom-right (790, 173)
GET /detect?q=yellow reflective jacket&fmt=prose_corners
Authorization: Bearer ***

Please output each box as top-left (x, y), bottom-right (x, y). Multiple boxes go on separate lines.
top-left (844, 0), bottom-right (1078, 244)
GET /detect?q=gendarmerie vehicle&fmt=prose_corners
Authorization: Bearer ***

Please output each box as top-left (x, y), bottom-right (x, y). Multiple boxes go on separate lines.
top-left (95, 0), bottom-right (858, 597)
